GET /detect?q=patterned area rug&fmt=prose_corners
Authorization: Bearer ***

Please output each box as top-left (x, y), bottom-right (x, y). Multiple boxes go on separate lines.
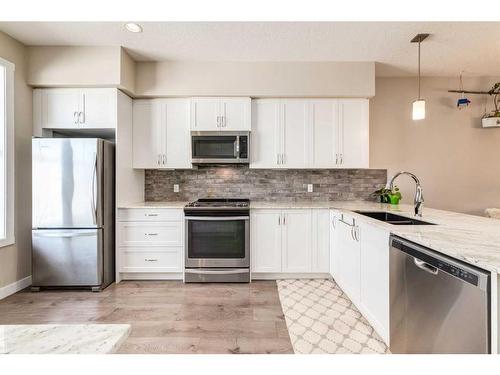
top-left (276, 279), bottom-right (389, 354)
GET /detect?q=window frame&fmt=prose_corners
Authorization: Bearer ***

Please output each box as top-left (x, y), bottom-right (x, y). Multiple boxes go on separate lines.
top-left (0, 57), bottom-right (15, 248)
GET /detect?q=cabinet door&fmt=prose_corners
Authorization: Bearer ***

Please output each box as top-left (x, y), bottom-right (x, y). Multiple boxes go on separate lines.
top-left (282, 100), bottom-right (308, 168)
top-left (309, 99), bottom-right (338, 168)
top-left (282, 209), bottom-right (312, 273)
top-left (132, 100), bottom-right (163, 168)
top-left (190, 98), bottom-right (220, 130)
top-left (251, 210), bottom-right (282, 273)
top-left (359, 222), bottom-right (390, 343)
top-left (80, 88), bottom-right (117, 129)
top-left (337, 99), bottom-right (369, 168)
top-left (335, 214), bottom-right (361, 304)
top-left (41, 89), bottom-right (81, 129)
top-left (312, 209), bottom-right (330, 273)
top-left (220, 97), bottom-right (251, 131)
top-left (329, 210), bottom-right (339, 279)
top-left (250, 99), bottom-right (281, 168)
top-left (163, 99), bottom-right (192, 169)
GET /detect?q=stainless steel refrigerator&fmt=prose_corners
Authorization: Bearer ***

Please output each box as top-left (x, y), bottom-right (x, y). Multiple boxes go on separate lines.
top-left (32, 138), bottom-right (115, 291)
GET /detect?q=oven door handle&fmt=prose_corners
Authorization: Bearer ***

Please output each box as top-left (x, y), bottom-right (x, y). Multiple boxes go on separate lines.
top-left (185, 268), bottom-right (249, 275)
top-left (185, 216), bottom-right (249, 221)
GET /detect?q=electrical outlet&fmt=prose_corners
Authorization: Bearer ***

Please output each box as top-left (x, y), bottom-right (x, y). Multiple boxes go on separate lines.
top-left (307, 184), bottom-right (313, 193)
top-left (173, 184), bottom-right (180, 193)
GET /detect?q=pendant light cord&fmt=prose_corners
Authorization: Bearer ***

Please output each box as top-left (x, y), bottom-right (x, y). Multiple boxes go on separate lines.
top-left (418, 40), bottom-right (421, 100)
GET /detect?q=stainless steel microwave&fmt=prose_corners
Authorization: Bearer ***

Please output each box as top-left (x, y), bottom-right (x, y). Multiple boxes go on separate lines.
top-left (191, 131), bottom-right (250, 164)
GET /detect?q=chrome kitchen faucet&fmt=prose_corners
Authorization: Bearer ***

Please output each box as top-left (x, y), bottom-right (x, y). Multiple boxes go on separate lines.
top-left (387, 171), bottom-right (424, 217)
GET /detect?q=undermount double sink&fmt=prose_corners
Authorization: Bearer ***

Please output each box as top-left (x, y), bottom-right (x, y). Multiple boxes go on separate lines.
top-left (354, 211), bottom-right (436, 225)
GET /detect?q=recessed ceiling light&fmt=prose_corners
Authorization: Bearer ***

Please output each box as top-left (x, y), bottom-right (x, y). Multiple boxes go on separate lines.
top-left (125, 22), bottom-right (143, 33)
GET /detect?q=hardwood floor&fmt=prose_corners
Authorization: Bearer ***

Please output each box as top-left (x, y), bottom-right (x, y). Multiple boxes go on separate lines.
top-left (0, 281), bottom-right (293, 354)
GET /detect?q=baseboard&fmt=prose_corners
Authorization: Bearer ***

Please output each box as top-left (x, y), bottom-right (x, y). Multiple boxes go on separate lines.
top-left (0, 275), bottom-right (32, 300)
top-left (252, 272), bottom-right (330, 280)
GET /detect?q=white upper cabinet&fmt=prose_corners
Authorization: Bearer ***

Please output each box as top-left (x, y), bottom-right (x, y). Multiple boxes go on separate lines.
top-left (250, 98), bottom-right (369, 169)
top-left (220, 97), bottom-right (251, 131)
top-left (79, 88), bottom-right (117, 129)
top-left (34, 88), bottom-right (117, 132)
top-left (250, 99), bottom-right (281, 168)
top-left (132, 100), bottom-right (163, 168)
top-left (310, 99), bottom-right (338, 167)
top-left (337, 99), bottom-right (369, 168)
top-left (133, 98), bottom-right (192, 169)
top-left (191, 97), bottom-right (251, 131)
top-left (281, 100), bottom-right (308, 168)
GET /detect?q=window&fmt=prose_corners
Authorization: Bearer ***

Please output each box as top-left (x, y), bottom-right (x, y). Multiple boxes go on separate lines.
top-left (0, 57), bottom-right (14, 248)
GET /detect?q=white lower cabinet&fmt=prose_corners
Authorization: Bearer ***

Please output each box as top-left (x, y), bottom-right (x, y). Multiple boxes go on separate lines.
top-left (359, 222), bottom-right (390, 344)
top-left (117, 208), bottom-right (184, 277)
top-left (251, 208), bottom-right (329, 275)
top-left (329, 209), bottom-right (390, 344)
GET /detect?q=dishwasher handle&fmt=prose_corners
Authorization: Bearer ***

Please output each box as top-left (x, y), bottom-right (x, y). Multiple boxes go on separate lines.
top-left (414, 258), bottom-right (438, 275)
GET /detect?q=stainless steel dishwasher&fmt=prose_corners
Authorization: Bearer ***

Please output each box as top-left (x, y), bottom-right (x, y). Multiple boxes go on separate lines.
top-left (390, 235), bottom-right (490, 354)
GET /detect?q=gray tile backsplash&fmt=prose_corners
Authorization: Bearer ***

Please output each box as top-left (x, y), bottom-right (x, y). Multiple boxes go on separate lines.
top-left (145, 167), bottom-right (387, 202)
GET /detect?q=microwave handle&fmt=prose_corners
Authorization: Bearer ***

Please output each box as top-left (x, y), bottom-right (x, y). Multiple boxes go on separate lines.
top-left (234, 135), bottom-right (240, 158)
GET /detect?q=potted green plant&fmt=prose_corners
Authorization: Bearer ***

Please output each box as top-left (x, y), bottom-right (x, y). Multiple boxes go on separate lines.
top-left (482, 82), bottom-right (500, 127)
top-left (372, 186), bottom-right (402, 205)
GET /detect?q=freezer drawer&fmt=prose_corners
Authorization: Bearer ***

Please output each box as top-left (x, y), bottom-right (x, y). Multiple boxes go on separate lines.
top-left (32, 229), bottom-right (103, 287)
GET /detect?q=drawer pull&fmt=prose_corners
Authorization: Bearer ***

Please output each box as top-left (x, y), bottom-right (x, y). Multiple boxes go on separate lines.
top-left (145, 214), bottom-right (159, 217)
top-left (144, 258), bottom-right (158, 262)
top-left (145, 233), bottom-right (158, 236)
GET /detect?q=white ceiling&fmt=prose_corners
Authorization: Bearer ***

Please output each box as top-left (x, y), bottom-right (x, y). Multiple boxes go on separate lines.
top-left (1, 22), bottom-right (500, 77)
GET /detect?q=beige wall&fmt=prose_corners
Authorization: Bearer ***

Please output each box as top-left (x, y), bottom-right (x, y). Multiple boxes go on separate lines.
top-left (370, 76), bottom-right (500, 216)
top-left (0, 31), bottom-right (32, 288)
top-left (135, 61), bottom-right (375, 97)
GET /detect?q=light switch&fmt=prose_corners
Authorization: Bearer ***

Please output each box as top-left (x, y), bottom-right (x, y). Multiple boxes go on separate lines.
top-left (307, 184), bottom-right (313, 193)
top-left (173, 184), bottom-right (180, 193)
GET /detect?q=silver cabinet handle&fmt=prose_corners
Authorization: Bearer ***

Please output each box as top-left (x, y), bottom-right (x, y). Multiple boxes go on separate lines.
top-left (283, 214), bottom-right (286, 225)
top-left (73, 111), bottom-right (78, 124)
top-left (144, 258), bottom-right (158, 262)
top-left (281, 154), bottom-right (285, 165)
top-left (331, 217), bottom-right (336, 229)
top-left (335, 153), bottom-right (338, 165)
top-left (145, 233), bottom-right (158, 236)
top-left (163, 154), bottom-right (166, 166)
top-left (157, 154), bottom-right (161, 166)
top-left (216, 116), bottom-right (221, 127)
top-left (221, 116), bottom-right (225, 127)
top-left (340, 154), bottom-right (343, 165)
top-left (79, 111), bottom-right (85, 124)
top-left (145, 213), bottom-right (158, 217)
top-left (278, 216), bottom-right (281, 225)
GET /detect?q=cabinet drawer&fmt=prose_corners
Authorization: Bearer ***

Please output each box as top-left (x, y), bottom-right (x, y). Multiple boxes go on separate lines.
top-left (120, 248), bottom-right (182, 273)
top-left (118, 208), bottom-right (183, 222)
top-left (118, 222), bottom-right (183, 247)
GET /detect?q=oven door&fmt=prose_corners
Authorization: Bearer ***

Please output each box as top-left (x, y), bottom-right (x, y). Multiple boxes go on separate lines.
top-left (185, 216), bottom-right (250, 268)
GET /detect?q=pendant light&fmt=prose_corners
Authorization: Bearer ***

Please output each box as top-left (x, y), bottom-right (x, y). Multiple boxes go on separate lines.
top-left (411, 34), bottom-right (429, 120)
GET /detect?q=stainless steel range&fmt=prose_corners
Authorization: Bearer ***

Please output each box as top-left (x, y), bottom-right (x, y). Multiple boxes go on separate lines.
top-left (184, 199), bottom-right (250, 283)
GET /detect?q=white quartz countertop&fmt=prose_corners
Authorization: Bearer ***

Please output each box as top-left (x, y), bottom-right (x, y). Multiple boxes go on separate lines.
top-left (117, 200), bottom-right (500, 272)
top-left (331, 201), bottom-right (500, 273)
top-left (118, 201), bottom-right (188, 209)
top-left (0, 324), bottom-right (131, 354)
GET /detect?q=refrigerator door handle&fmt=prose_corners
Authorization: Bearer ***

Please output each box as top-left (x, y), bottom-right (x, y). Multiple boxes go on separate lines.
top-left (91, 152), bottom-right (97, 225)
